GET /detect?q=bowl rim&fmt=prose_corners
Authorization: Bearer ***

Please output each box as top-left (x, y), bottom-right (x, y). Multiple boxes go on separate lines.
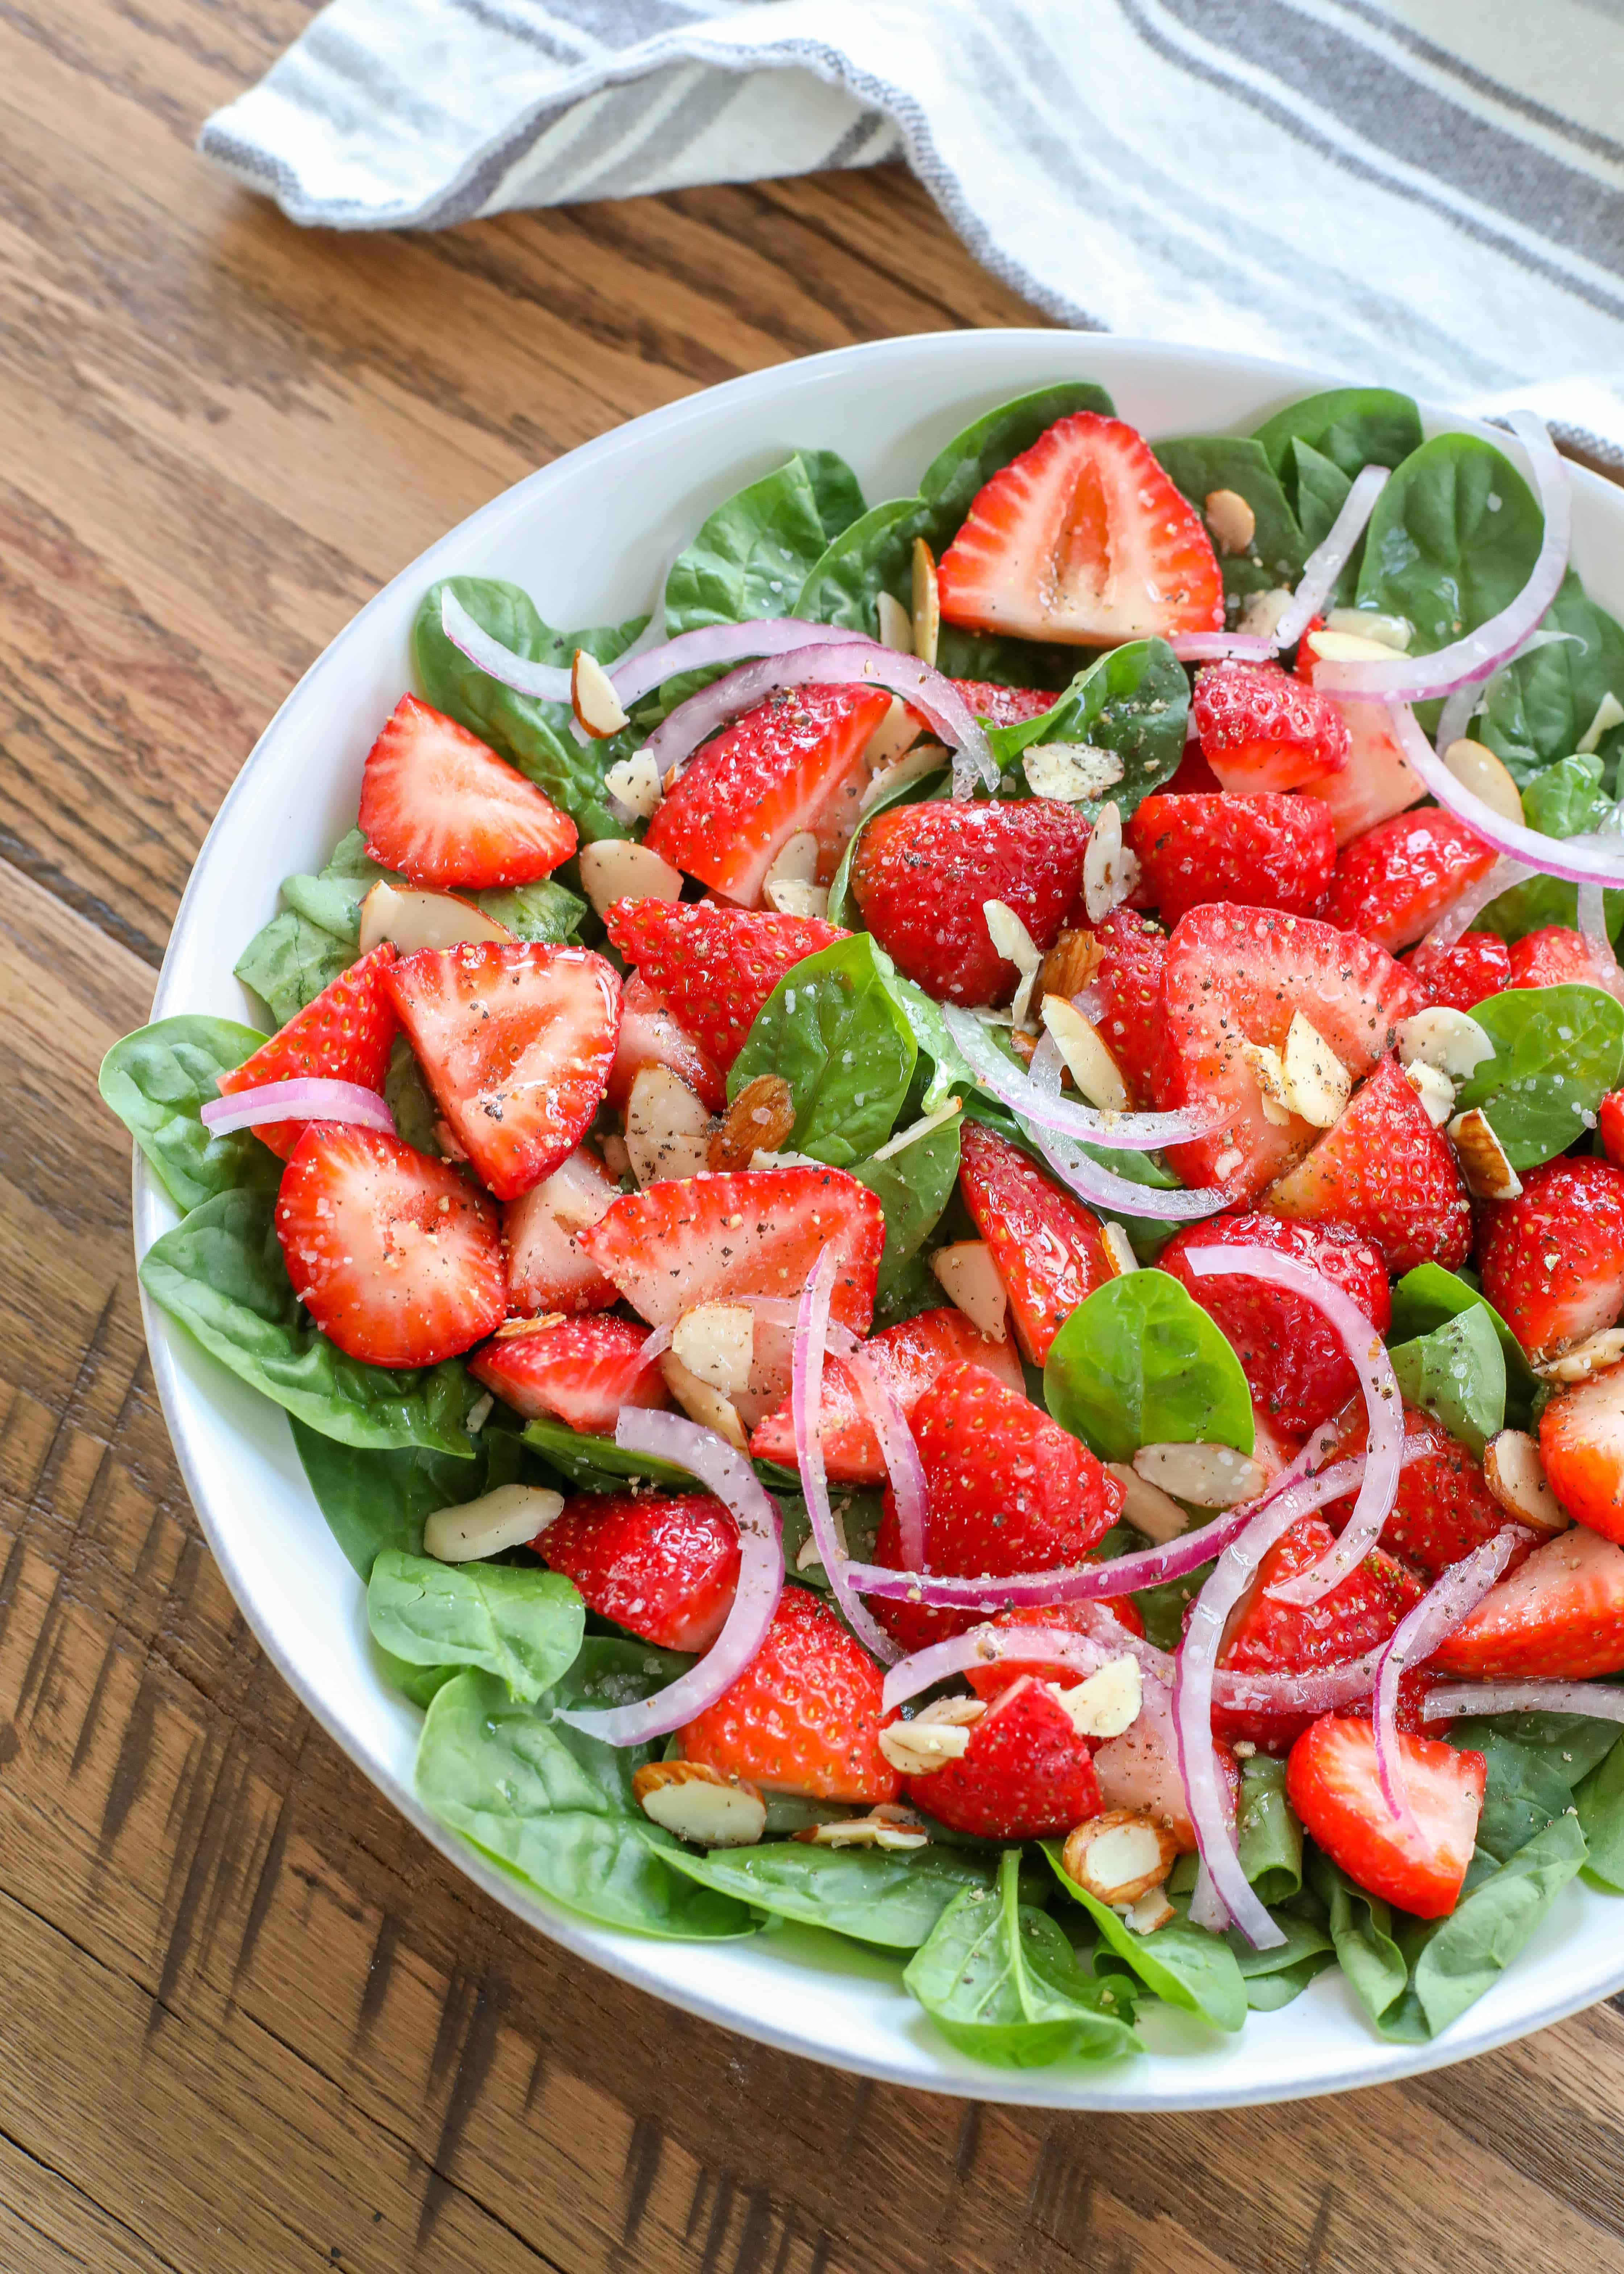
top-left (133, 327), bottom-right (1624, 2108)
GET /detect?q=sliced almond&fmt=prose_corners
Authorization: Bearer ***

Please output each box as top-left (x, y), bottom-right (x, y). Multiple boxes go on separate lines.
top-left (1023, 743), bottom-right (1124, 803)
top-left (1049, 1657), bottom-right (1141, 1741)
top-left (861, 739), bottom-right (948, 810)
top-left (1533, 1328), bottom-right (1624, 1384)
top-left (1307, 625), bottom-right (1407, 664)
top-left (1483, 1429), bottom-right (1569, 1535)
top-left (1040, 927), bottom-right (1105, 1002)
top-left (1132, 1441), bottom-right (1266, 1508)
top-left (599, 1132), bottom-right (631, 1179)
top-left (1101, 1223), bottom-right (1139, 1279)
top-left (1447, 1107), bottom-right (1523, 1200)
top-left (604, 748), bottom-right (663, 821)
top-left (358, 880), bottom-right (513, 956)
top-left (913, 1695), bottom-right (987, 1730)
top-left (659, 1352), bottom-right (747, 1451)
top-left (1236, 586), bottom-right (1295, 639)
top-left (860, 696), bottom-right (927, 780)
top-left (423, 1483), bottom-right (564, 1563)
top-left (1404, 1059), bottom-right (1457, 1128)
top-left (876, 590), bottom-right (914, 654)
top-left (708, 1073), bottom-right (796, 1173)
top-left (931, 1241), bottom-right (1009, 1340)
top-left (796, 1804), bottom-right (929, 1851)
top-left (1123, 1885), bottom-right (1176, 1934)
top-left (879, 1719), bottom-right (973, 1776)
top-left (869, 1098), bottom-right (963, 1163)
top-left (1106, 1461), bottom-right (1188, 1544)
top-left (911, 537), bottom-right (940, 668)
top-left (1240, 1040), bottom-right (1294, 1127)
top-left (1322, 607), bottom-right (1413, 651)
top-left (1204, 488), bottom-right (1256, 556)
top-left (763, 878), bottom-right (831, 920)
top-left (1395, 1006), bottom-right (1497, 1082)
top-left (1061, 1810), bottom-right (1180, 1905)
top-left (763, 830), bottom-right (819, 889)
top-left (624, 1064), bottom-right (716, 1187)
top-left (1281, 1012), bottom-right (1351, 1128)
top-left (1443, 738), bottom-right (1524, 827)
top-left (984, 900), bottom-right (1043, 1028)
top-left (632, 1761), bottom-right (766, 1848)
top-left (1041, 994), bottom-right (1129, 1111)
top-left (1578, 690), bottom-right (1624, 756)
top-left (1081, 801), bottom-right (1139, 923)
top-left (671, 1302), bottom-right (755, 1399)
top-left (465, 1392), bottom-right (494, 1434)
top-left (577, 838), bottom-right (683, 919)
top-left (571, 648), bottom-right (629, 739)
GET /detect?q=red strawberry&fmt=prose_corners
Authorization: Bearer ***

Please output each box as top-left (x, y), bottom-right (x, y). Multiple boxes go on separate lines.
top-left (849, 798), bottom-right (1088, 1006)
top-left (1507, 924), bottom-right (1623, 994)
top-left (1478, 1157), bottom-right (1624, 1356)
top-left (1319, 1401), bottom-right (1528, 1579)
top-left (1402, 930), bottom-right (1511, 1012)
top-left (275, 1124), bottom-right (505, 1367)
top-left (1213, 1515), bottom-right (1426, 1753)
top-left (1603, 1089), bottom-right (1624, 1168)
top-left (502, 1146), bottom-right (619, 1317)
top-left (1286, 1715), bottom-right (1484, 1919)
top-left (383, 942), bottom-right (620, 1202)
top-left (1094, 1674), bottom-right (1241, 1852)
top-left (956, 1121), bottom-right (1111, 1363)
top-left (540, 1492), bottom-right (740, 1652)
top-left (952, 681), bottom-right (1058, 728)
top-left (1432, 1525), bottom-right (1624, 1679)
top-left (747, 1306), bottom-right (1024, 1483)
top-left (1163, 735), bottom-right (1223, 797)
top-left (1193, 663), bottom-right (1350, 793)
top-left (937, 413), bottom-right (1223, 644)
top-left (1265, 1054), bottom-right (1472, 1274)
top-left (679, 1588), bottom-right (899, 1803)
top-left (1085, 907), bottom-right (1179, 1109)
top-left (643, 684), bottom-right (890, 904)
top-left (216, 944), bottom-right (397, 1159)
top-left (1159, 1214), bottom-right (1391, 1436)
top-left (870, 1362), bottom-right (1123, 1653)
top-left (962, 1598), bottom-right (1145, 1702)
top-left (1295, 650), bottom-right (1426, 844)
top-left (904, 1675), bottom-right (1102, 1841)
top-left (1541, 1364), bottom-right (1624, 1542)
top-left (358, 694), bottom-right (576, 888)
top-left (1161, 903), bottom-right (1425, 1205)
top-left (603, 899), bottom-right (844, 1073)
top-left (1322, 809), bottom-right (1500, 952)
top-left (469, 1315), bottom-right (667, 1435)
top-left (1126, 791), bottom-right (1335, 930)
top-left (606, 970), bottom-right (726, 1113)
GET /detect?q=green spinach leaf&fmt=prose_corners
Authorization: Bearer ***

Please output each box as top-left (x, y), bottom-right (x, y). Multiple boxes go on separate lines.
top-left (983, 639), bottom-right (1189, 821)
top-left (1355, 434), bottom-right (1542, 652)
top-left (664, 450), bottom-right (863, 636)
top-left (728, 935), bottom-right (917, 1166)
top-left (1253, 386), bottom-right (1424, 491)
top-left (100, 1016), bottom-right (279, 1212)
top-left (1404, 1814), bottom-right (1588, 2038)
top-left (235, 829), bottom-right (394, 1025)
top-left (825, 760), bottom-right (948, 932)
top-left (520, 1413), bottom-right (693, 1493)
top-left (1454, 983), bottom-right (1624, 1168)
top-left (293, 1418), bottom-right (523, 1576)
top-left (1576, 1728), bottom-right (1624, 1890)
top-left (1227, 1906), bottom-right (1335, 2010)
top-left (1447, 1710), bottom-right (1620, 1864)
top-left (1044, 1271), bottom-right (1254, 1463)
top-left (853, 1115), bottom-right (962, 1320)
top-left (1288, 438), bottom-right (1354, 563)
top-left (1478, 749), bottom-right (1624, 941)
top-left (479, 877), bottom-right (588, 943)
top-left (1388, 1262), bottom-right (1537, 1429)
top-left (1152, 435), bottom-right (1306, 601)
top-left (1236, 1753), bottom-right (1304, 1904)
top-left (1388, 1304), bottom-right (1505, 1459)
top-left (660, 1839), bottom-right (993, 1948)
top-left (1479, 572), bottom-right (1624, 783)
top-left (1312, 1853), bottom-right (1411, 2031)
top-left (1044, 1848), bottom-right (1246, 2031)
top-left (368, 1550), bottom-right (583, 1702)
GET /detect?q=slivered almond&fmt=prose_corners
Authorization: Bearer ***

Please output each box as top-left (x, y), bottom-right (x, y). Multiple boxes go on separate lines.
top-left (1061, 1811), bottom-right (1180, 1905)
top-left (660, 1352), bottom-right (748, 1451)
top-left (708, 1073), bottom-right (796, 1173)
top-left (1323, 607), bottom-right (1412, 651)
top-left (1404, 1059), bottom-right (1457, 1127)
top-left (424, 1483), bottom-right (564, 1562)
top-left (632, 1761), bottom-right (766, 1848)
top-left (763, 831), bottom-right (819, 888)
top-left (1041, 994), bottom-right (1129, 1110)
top-left (860, 696), bottom-right (927, 780)
top-left (879, 1720), bottom-right (973, 1776)
top-left (578, 838), bottom-right (683, 918)
top-left (1483, 1429), bottom-right (1569, 1535)
top-left (876, 591), bottom-right (914, 654)
top-left (911, 537), bottom-right (940, 668)
top-left (670, 1303), bottom-right (755, 1399)
top-left (1133, 1441), bottom-right (1266, 1508)
top-left (1395, 1006), bottom-right (1496, 1082)
top-left (1081, 801), bottom-right (1139, 922)
top-left (931, 1241), bottom-right (1009, 1339)
top-left (1307, 626), bottom-right (1405, 664)
top-left (763, 879), bottom-right (831, 919)
top-left (358, 881), bottom-right (513, 955)
top-left (1204, 488), bottom-right (1256, 555)
top-left (1447, 1108), bottom-right (1523, 1200)
top-left (1049, 1658), bottom-right (1141, 1740)
top-left (571, 648), bottom-right (629, 739)
top-left (625, 1064), bottom-right (716, 1187)
top-left (914, 1695), bottom-right (987, 1730)
top-left (796, 1804), bottom-right (929, 1851)
top-left (1236, 586), bottom-right (1295, 638)
top-left (1579, 690), bottom-right (1624, 755)
top-left (869, 1099), bottom-right (963, 1163)
top-left (1443, 737), bottom-right (1524, 826)
top-left (1534, 1328), bottom-right (1624, 1384)
top-left (1101, 1223), bottom-right (1138, 1279)
top-left (861, 740), bottom-right (948, 809)
top-left (1106, 1461), bottom-right (1188, 1544)
top-left (984, 900), bottom-right (1043, 1028)
top-left (1240, 1040), bottom-right (1293, 1127)
top-left (1124, 1886), bottom-right (1176, 1934)
top-left (1281, 1012), bottom-right (1350, 1127)
top-left (1023, 743), bottom-right (1124, 803)
top-left (1040, 928), bottom-right (1105, 1002)
top-left (604, 748), bottom-right (663, 821)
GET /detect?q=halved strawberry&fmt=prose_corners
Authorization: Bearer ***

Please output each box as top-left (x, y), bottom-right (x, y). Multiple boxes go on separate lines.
top-left (1085, 907), bottom-right (1179, 1109)
top-left (956, 1121), bottom-right (1111, 1364)
top-left (606, 971), bottom-right (726, 1114)
top-left (1322, 809), bottom-right (1500, 952)
top-left (383, 942), bottom-right (620, 1202)
top-left (1126, 791), bottom-right (1335, 930)
top-left (1478, 1157), bottom-right (1624, 1356)
top-left (502, 1146), bottom-right (620, 1316)
top-left (1541, 1364), bottom-right (1624, 1542)
top-left (1161, 903), bottom-right (1424, 1204)
top-left (679, 1588), bottom-right (899, 1802)
top-left (604, 899), bottom-right (844, 1073)
top-left (1286, 1715), bottom-right (1484, 1919)
top-left (540, 1492), bottom-right (740, 1653)
top-left (275, 1123), bottom-right (505, 1367)
top-left (1295, 653), bottom-right (1426, 845)
top-left (643, 684), bottom-right (890, 905)
top-left (952, 681), bottom-right (1059, 728)
top-left (1603, 1089), bottom-right (1624, 1168)
top-left (1507, 924), bottom-right (1624, 995)
top-left (1193, 663), bottom-right (1350, 793)
top-left (904, 1675), bottom-right (1103, 1841)
top-left (1402, 930), bottom-right (1511, 1013)
top-left (471, 1315), bottom-right (667, 1435)
top-left (216, 944), bottom-right (397, 1159)
top-left (1320, 1401), bottom-right (1526, 1578)
top-left (1094, 1673), bottom-right (1240, 1853)
top-left (358, 694), bottom-right (576, 887)
top-left (747, 1306), bottom-right (1024, 1482)
top-left (1432, 1525), bottom-right (1624, 1678)
top-left (937, 412), bottom-right (1223, 644)
top-left (1265, 1054), bottom-right (1472, 1275)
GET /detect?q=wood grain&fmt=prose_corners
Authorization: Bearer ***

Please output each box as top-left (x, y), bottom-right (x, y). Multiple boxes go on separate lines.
top-left (7, 0), bottom-right (1624, 2266)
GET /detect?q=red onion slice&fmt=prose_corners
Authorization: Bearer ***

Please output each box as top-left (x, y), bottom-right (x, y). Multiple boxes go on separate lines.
top-left (794, 1245), bottom-right (901, 1666)
top-left (440, 590), bottom-right (575, 705)
top-left (202, 1078), bottom-right (396, 1137)
top-left (848, 1347), bottom-right (928, 1572)
top-left (945, 1006), bottom-right (1225, 1152)
top-left (1168, 633), bottom-right (1279, 663)
top-left (1184, 1245), bottom-right (1404, 1608)
top-left (608, 619), bottom-right (865, 712)
top-left (1214, 1653), bottom-right (1383, 1715)
top-left (1389, 704), bottom-right (1624, 888)
top-left (1313, 414), bottom-right (1571, 703)
top-left (1422, 1679), bottom-right (1624, 1724)
top-left (1371, 1527), bottom-right (1522, 1826)
top-left (551, 1409), bottom-right (784, 1744)
top-left (1272, 465), bottom-right (1391, 650)
top-left (1421, 852), bottom-right (1533, 951)
top-left (881, 1623), bottom-right (1122, 1714)
top-left (1021, 1033), bottom-right (1230, 1221)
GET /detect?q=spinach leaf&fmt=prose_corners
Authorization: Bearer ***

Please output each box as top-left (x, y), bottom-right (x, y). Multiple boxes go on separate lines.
top-left (853, 1116), bottom-right (961, 1322)
top-left (1388, 1262), bottom-right (1537, 1430)
top-left (520, 1414), bottom-right (693, 1493)
top-left (374, 1646), bottom-right (460, 1711)
top-left (794, 496), bottom-right (923, 639)
top-left (1447, 1710), bottom-right (1620, 1864)
top-left (983, 639), bottom-right (1190, 822)
top-left (1044, 1848), bottom-right (1247, 2031)
top-left (1236, 1753), bottom-right (1304, 1904)
top-left (1312, 1853), bottom-right (1411, 2031)
top-left (292, 1417), bottom-right (523, 1576)
top-left (778, 1485), bottom-right (883, 1592)
top-left (1288, 438), bottom-right (1354, 563)
top-left (1454, 983), bottom-right (1624, 1168)
top-left (876, 972), bottom-right (979, 1113)
top-left (728, 935), bottom-right (917, 1166)
top-left (1404, 1814), bottom-right (1588, 2039)
top-left (903, 1849), bottom-right (1139, 2067)
top-left (1152, 436), bottom-right (1306, 601)
top-left (415, 1652), bottom-right (754, 1939)
top-left (919, 382), bottom-right (1116, 551)
top-left (1044, 1271), bottom-right (1255, 1464)
top-left (140, 1188), bottom-right (478, 1454)
top-left (1576, 1729), bottom-right (1624, 1890)
top-left (1479, 572), bottom-right (1624, 784)
top-left (100, 1016), bottom-right (279, 1212)
top-left (663, 450), bottom-right (863, 636)
top-left (368, 1550), bottom-right (583, 1703)
top-left (1252, 387), bottom-right (1424, 491)
top-left (1478, 750), bottom-right (1624, 941)
top-left (479, 877), bottom-right (588, 943)
top-left (1388, 1304), bottom-right (1505, 1459)
top-left (1355, 434), bottom-right (1542, 652)
top-left (235, 829), bottom-right (395, 1025)
top-left (385, 1033), bottom-right (442, 1156)
top-left (1227, 1906), bottom-right (1335, 2011)
top-left (660, 1840), bottom-right (993, 1948)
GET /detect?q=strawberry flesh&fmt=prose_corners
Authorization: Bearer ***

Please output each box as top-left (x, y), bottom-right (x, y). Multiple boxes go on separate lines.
top-left (957, 1121), bottom-right (1111, 1364)
top-left (904, 1675), bottom-right (1103, 1841)
top-left (1322, 808), bottom-right (1500, 951)
top-left (1432, 1525), bottom-right (1624, 1679)
top-left (1478, 1156), bottom-right (1624, 1355)
top-left (1287, 1714), bottom-right (1484, 1919)
top-left (1265, 1053), bottom-right (1472, 1275)
top-left (217, 943), bottom-right (397, 1159)
top-left (470, 1315), bottom-right (668, 1435)
top-left (541, 1492), bottom-right (741, 1653)
top-left (604, 898), bottom-right (844, 1073)
top-left (358, 694), bottom-right (576, 887)
top-left (679, 1587), bottom-right (900, 1802)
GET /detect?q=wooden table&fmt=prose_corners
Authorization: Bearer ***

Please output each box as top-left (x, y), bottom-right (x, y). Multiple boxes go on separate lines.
top-left (8, 2), bottom-right (1624, 2267)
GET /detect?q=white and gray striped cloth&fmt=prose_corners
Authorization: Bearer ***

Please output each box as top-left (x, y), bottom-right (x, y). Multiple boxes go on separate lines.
top-left (202, 0), bottom-right (1624, 463)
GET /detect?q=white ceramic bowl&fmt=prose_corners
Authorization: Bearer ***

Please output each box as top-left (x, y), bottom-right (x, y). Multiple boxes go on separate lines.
top-left (136, 331), bottom-right (1624, 2108)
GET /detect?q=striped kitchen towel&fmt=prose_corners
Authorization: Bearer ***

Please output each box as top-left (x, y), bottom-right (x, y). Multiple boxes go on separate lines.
top-left (200, 0), bottom-right (1624, 461)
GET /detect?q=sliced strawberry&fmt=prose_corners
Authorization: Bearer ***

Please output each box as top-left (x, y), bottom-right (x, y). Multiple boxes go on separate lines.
top-left (1265, 1054), bottom-right (1472, 1275)
top-left (1085, 907), bottom-right (1179, 1109)
top-left (904, 1675), bottom-right (1102, 1841)
top-left (1193, 663), bottom-right (1350, 793)
top-left (643, 683), bottom-right (890, 904)
top-left (502, 1146), bottom-right (620, 1316)
top-left (216, 944), bottom-right (397, 1160)
top-left (679, 1588), bottom-right (899, 1803)
top-left (1159, 1215), bottom-right (1391, 1437)
top-left (1603, 1089), bottom-right (1624, 1168)
top-left (1286, 1715), bottom-right (1484, 1919)
top-left (470, 1315), bottom-right (667, 1435)
top-left (1322, 809), bottom-right (1500, 951)
top-left (1506, 924), bottom-right (1624, 994)
top-left (383, 942), bottom-right (620, 1202)
top-left (1320, 1401), bottom-right (1528, 1578)
top-left (952, 681), bottom-right (1058, 728)
top-left (956, 1121), bottom-right (1111, 1363)
top-left (1402, 930), bottom-right (1511, 1013)
top-left (540, 1492), bottom-right (740, 1652)
top-left (962, 1598), bottom-right (1144, 1702)
top-left (1161, 903), bottom-right (1424, 1205)
top-left (1432, 1525), bottom-right (1624, 1679)
top-left (1540, 1363), bottom-right (1624, 1543)
top-left (1126, 791), bottom-right (1335, 931)
top-left (1294, 656), bottom-right (1427, 845)
top-left (1094, 1674), bottom-right (1240, 1853)
top-left (606, 970), bottom-right (726, 1114)
top-left (849, 797), bottom-right (1088, 1006)
top-left (358, 694), bottom-right (576, 888)
top-left (937, 412), bottom-right (1223, 644)
top-left (275, 1124), bottom-right (505, 1367)
top-left (603, 898), bottom-right (844, 1073)
top-left (1478, 1157), bottom-right (1624, 1355)
top-left (747, 1306), bottom-right (1023, 1483)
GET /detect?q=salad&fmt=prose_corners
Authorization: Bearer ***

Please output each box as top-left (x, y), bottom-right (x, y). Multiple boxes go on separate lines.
top-left (103, 377), bottom-right (1624, 2071)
